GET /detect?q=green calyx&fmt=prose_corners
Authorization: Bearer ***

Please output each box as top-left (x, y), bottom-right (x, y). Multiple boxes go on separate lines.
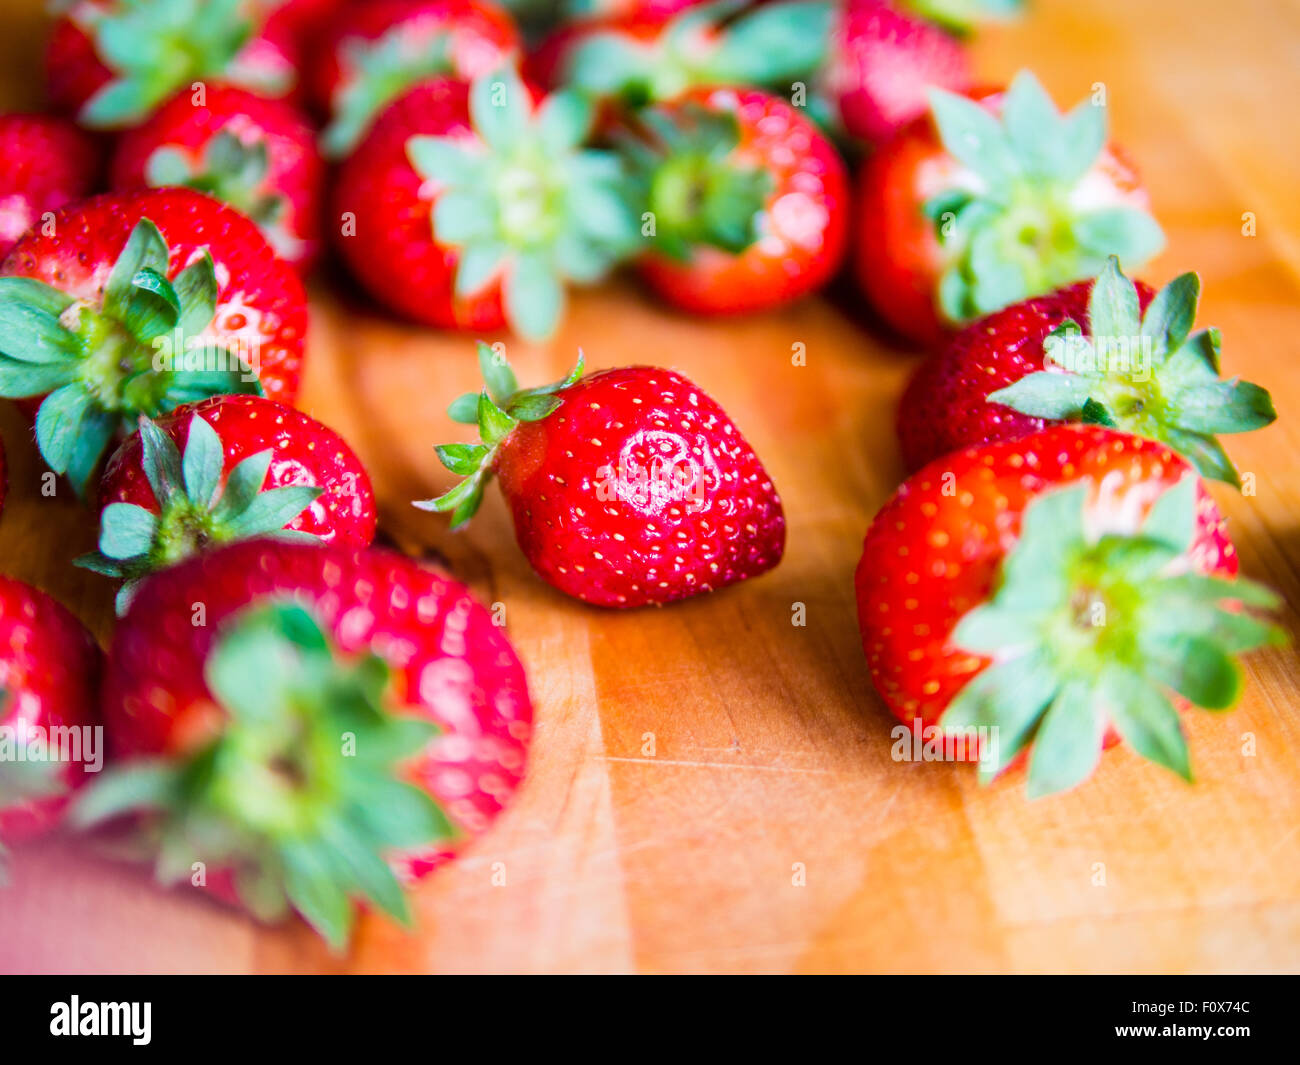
top-left (902, 0), bottom-right (1025, 36)
top-left (406, 69), bottom-right (639, 342)
top-left (72, 602), bottom-right (455, 952)
top-left (76, 414), bottom-right (322, 615)
top-left (75, 0), bottom-right (288, 129)
top-left (413, 341), bottom-right (583, 529)
top-left (0, 218), bottom-right (262, 497)
top-left (942, 476), bottom-right (1284, 798)
top-left (621, 103), bottom-right (772, 260)
top-left (988, 258), bottom-right (1276, 487)
top-left (321, 26), bottom-right (457, 159)
top-left (145, 132), bottom-right (301, 261)
top-left (563, 1), bottom-right (832, 108)
top-left (925, 70), bottom-right (1166, 327)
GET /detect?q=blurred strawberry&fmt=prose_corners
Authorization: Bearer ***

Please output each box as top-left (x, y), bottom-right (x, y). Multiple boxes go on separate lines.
top-left (111, 86), bottom-right (324, 271)
top-left (79, 540), bottom-right (533, 949)
top-left (333, 72), bottom-right (637, 341)
top-left (46, 0), bottom-right (299, 130)
top-left (0, 578), bottom-right (102, 866)
top-left (531, 2), bottom-right (832, 113)
top-left (313, 0), bottom-right (521, 158)
top-left (0, 187), bottom-right (308, 495)
top-left (820, 0), bottom-right (971, 147)
top-left (624, 86), bottom-right (849, 314)
top-left (855, 71), bottom-right (1164, 348)
top-left (0, 115), bottom-right (99, 260)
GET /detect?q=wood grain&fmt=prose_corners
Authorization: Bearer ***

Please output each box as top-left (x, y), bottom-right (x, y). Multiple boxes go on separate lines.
top-left (0, 0), bottom-right (1297, 974)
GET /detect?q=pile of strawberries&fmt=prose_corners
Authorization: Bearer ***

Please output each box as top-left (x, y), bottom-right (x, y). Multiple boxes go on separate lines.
top-left (0, 0), bottom-right (1284, 950)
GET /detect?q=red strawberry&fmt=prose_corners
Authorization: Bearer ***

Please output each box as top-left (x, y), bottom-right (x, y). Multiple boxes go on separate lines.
top-left (855, 71), bottom-right (1163, 349)
top-left (110, 86), bottom-right (325, 271)
top-left (856, 425), bottom-right (1281, 796)
top-left (0, 115), bottom-right (99, 260)
top-left (0, 187), bottom-right (307, 496)
top-left (897, 260), bottom-right (1277, 480)
top-left (80, 395), bottom-right (377, 613)
top-left (333, 72), bottom-right (638, 341)
top-left (626, 86), bottom-right (849, 315)
top-left (0, 578), bottom-right (103, 859)
top-left (531, 2), bottom-right (832, 112)
top-left (821, 0), bottom-right (971, 147)
top-left (77, 539), bottom-right (532, 949)
top-left (313, 0), bottom-right (522, 158)
top-left (46, 0), bottom-right (300, 130)
top-left (416, 343), bottom-right (785, 606)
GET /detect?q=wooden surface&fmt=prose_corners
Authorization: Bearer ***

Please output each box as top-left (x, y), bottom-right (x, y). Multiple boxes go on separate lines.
top-left (2, 0), bottom-right (1299, 974)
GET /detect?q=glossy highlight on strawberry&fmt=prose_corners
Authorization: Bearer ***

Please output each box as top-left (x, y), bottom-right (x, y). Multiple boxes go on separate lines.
top-left (0, 114), bottom-right (99, 260)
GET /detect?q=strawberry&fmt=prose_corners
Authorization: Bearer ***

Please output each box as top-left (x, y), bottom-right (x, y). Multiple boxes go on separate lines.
top-left (623, 85), bottom-right (849, 314)
top-left (0, 577), bottom-right (103, 864)
top-left (79, 395), bottom-right (377, 613)
top-left (313, 0), bottom-right (522, 159)
top-left (76, 539), bottom-right (533, 949)
top-left (416, 343), bottom-right (785, 606)
top-left (110, 86), bottom-right (325, 271)
top-left (856, 424), bottom-right (1282, 796)
top-left (46, 0), bottom-right (299, 130)
top-left (820, 0), bottom-right (971, 148)
top-left (855, 71), bottom-right (1164, 349)
top-left (531, 2), bottom-right (832, 114)
top-left (0, 114), bottom-right (99, 261)
top-left (0, 187), bottom-right (307, 496)
top-left (332, 71), bottom-right (638, 341)
top-left (897, 259), bottom-right (1277, 481)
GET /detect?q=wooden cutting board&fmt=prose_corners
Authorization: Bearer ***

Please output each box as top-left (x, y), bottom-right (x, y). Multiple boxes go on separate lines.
top-left (1, 0), bottom-right (1297, 974)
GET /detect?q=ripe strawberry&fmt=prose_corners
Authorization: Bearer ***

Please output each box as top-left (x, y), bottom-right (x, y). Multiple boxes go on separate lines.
top-left (624, 86), bottom-right (849, 315)
top-left (897, 259), bottom-right (1277, 481)
top-left (110, 86), bottom-right (324, 271)
top-left (855, 71), bottom-right (1164, 349)
top-left (77, 539), bottom-right (533, 949)
top-left (333, 72), bottom-right (637, 341)
top-left (80, 395), bottom-right (377, 613)
top-left (46, 0), bottom-right (300, 130)
top-left (856, 424), bottom-right (1281, 796)
top-left (820, 0), bottom-right (971, 148)
top-left (0, 578), bottom-right (103, 863)
top-left (313, 0), bottom-right (522, 159)
top-left (416, 343), bottom-right (785, 606)
top-left (0, 115), bottom-right (99, 260)
top-left (531, 2), bottom-right (832, 113)
top-left (0, 187), bottom-right (307, 496)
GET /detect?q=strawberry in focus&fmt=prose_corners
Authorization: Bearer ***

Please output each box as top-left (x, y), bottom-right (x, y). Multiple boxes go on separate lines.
top-left (333, 72), bottom-right (637, 341)
top-left (0, 187), bottom-right (308, 496)
top-left (856, 424), bottom-right (1281, 796)
top-left (313, 0), bottom-right (522, 159)
top-left (110, 86), bottom-right (325, 271)
top-left (46, 0), bottom-right (299, 130)
top-left (80, 395), bottom-right (377, 613)
top-left (855, 71), bottom-right (1164, 348)
top-left (77, 539), bottom-right (533, 949)
top-left (897, 259), bottom-right (1276, 480)
top-left (417, 343), bottom-right (785, 606)
top-left (0, 577), bottom-right (103, 866)
top-left (624, 86), bottom-right (849, 315)
top-left (0, 114), bottom-right (99, 261)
